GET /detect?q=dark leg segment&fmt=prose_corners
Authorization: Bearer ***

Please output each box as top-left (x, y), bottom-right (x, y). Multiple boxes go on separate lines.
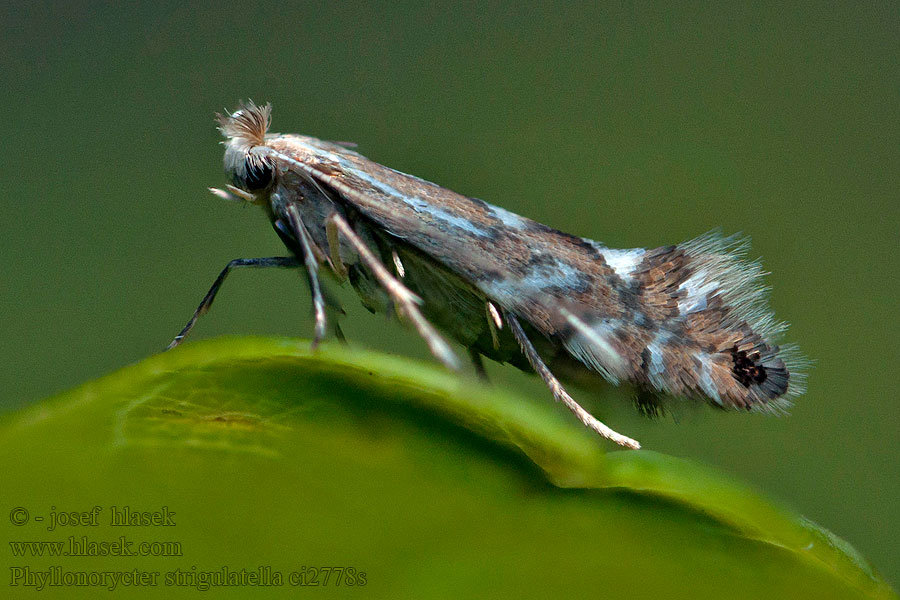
top-left (167, 257), bottom-right (299, 350)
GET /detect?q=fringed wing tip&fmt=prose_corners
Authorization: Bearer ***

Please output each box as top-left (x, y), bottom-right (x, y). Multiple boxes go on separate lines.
top-left (557, 229), bottom-right (809, 413)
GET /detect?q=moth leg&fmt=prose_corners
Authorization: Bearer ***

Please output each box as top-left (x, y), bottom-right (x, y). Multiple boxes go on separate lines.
top-left (283, 205), bottom-right (328, 349)
top-left (469, 348), bottom-right (489, 381)
top-left (167, 256), bottom-right (299, 350)
top-left (326, 212), bottom-right (460, 371)
top-left (504, 311), bottom-right (641, 450)
top-left (325, 216), bottom-right (349, 281)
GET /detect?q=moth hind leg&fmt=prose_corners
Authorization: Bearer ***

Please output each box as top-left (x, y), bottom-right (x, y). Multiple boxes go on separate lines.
top-left (504, 310), bottom-right (640, 449)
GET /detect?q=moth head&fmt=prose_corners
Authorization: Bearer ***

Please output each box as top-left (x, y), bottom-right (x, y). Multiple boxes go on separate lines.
top-left (218, 101), bottom-right (275, 195)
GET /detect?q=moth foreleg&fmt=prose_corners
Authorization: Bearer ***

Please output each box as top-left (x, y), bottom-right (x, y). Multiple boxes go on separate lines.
top-left (283, 205), bottom-right (328, 349)
top-left (167, 256), bottom-right (299, 350)
top-left (504, 310), bottom-right (641, 450)
top-left (326, 212), bottom-right (460, 371)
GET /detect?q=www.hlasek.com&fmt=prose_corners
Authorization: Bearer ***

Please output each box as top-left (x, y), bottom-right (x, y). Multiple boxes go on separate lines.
top-left (9, 566), bottom-right (367, 591)
top-left (10, 536), bottom-right (182, 558)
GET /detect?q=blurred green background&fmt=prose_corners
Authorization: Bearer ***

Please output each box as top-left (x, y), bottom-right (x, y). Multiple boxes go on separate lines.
top-left (1, 0), bottom-right (897, 588)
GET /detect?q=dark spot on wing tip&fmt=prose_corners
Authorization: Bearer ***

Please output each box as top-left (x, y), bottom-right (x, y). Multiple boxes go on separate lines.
top-left (731, 346), bottom-right (789, 399)
top-left (731, 345), bottom-right (767, 387)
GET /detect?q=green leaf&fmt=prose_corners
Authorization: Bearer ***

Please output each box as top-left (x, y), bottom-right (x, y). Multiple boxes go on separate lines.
top-left (1, 337), bottom-right (894, 599)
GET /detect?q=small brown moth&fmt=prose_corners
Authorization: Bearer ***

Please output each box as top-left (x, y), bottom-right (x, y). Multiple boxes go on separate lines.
top-left (169, 102), bottom-right (806, 449)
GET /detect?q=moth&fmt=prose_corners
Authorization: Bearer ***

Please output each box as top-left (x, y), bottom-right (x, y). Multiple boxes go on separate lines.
top-left (169, 102), bottom-right (805, 449)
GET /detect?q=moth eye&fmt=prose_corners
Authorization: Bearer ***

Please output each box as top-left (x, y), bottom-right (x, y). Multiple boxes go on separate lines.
top-left (238, 157), bottom-right (274, 191)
